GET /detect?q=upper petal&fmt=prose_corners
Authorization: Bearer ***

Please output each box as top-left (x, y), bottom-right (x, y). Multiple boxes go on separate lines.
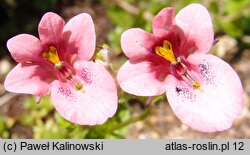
top-left (62, 13), bottom-right (96, 61)
top-left (152, 7), bottom-right (175, 39)
top-left (4, 63), bottom-right (52, 96)
top-left (166, 53), bottom-right (244, 132)
top-left (174, 4), bottom-right (214, 54)
top-left (121, 28), bottom-right (156, 60)
top-left (50, 61), bottom-right (117, 125)
top-left (7, 34), bottom-right (44, 63)
top-left (117, 59), bottom-right (169, 96)
top-left (38, 12), bottom-right (65, 47)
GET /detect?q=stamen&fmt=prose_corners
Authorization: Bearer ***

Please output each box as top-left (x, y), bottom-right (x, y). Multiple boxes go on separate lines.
top-left (155, 40), bottom-right (202, 90)
top-left (59, 65), bottom-right (73, 80)
top-left (182, 73), bottom-right (201, 90)
top-left (174, 59), bottom-right (187, 75)
top-left (42, 46), bottom-right (85, 92)
top-left (192, 81), bottom-right (201, 89)
top-left (173, 59), bottom-right (201, 90)
top-left (75, 82), bottom-right (84, 91)
top-left (58, 65), bottom-right (85, 92)
top-left (68, 76), bottom-right (85, 92)
top-left (155, 40), bottom-right (177, 64)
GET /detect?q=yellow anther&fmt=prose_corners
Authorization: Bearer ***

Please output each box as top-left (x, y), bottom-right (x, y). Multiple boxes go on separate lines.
top-left (42, 46), bottom-right (60, 64)
top-left (69, 77), bottom-right (85, 92)
top-left (155, 40), bottom-right (177, 64)
top-left (192, 81), bottom-right (204, 92)
top-left (74, 81), bottom-right (85, 92)
top-left (75, 82), bottom-right (84, 91)
top-left (192, 81), bottom-right (201, 89)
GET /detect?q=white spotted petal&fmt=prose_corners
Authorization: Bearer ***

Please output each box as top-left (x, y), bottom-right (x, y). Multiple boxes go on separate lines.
top-left (165, 53), bottom-right (244, 132)
top-left (51, 61), bottom-right (117, 125)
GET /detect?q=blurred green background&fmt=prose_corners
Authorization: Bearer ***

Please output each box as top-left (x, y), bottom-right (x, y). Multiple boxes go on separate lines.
top-left (0, 0), bottom-right (250, 139)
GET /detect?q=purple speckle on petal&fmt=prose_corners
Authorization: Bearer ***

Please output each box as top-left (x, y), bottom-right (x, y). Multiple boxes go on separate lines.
top-left (80, 67), bottom-right (93, 84)
top-left (198, 62), bottom-right (215, 85)
top-left (175, 86), bottom-right (196, 102)
top-left (58, 86), bottom-right (77, 102)
top-left (175, 86), bottom-right (182, 93)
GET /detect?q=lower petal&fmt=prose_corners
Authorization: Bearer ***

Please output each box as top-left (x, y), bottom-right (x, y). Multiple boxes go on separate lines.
top-left (50, 61), bottom-right (117, 125)
top-left (166, 53), bottom-right (244, 132)
top-left (117, 59), bottom-right (169, 96)
top-left (4, 63), bottom-right (51, 96)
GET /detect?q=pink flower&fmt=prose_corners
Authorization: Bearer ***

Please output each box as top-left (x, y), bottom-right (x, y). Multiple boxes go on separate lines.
top-left (117, 4), bottom-right (244, 132)
top-left (4, 12), bottom-right (117, 125)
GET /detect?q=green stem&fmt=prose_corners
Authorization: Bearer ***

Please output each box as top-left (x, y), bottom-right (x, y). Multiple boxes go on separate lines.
top-left (82, 126), bottom-right (106, 138)
top-left (106, 95), bottom-right (164, 134)
top-left (107, 105), bottom-right (152, 133)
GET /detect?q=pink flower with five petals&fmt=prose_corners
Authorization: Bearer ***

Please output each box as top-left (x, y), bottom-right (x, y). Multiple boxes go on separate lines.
top-left (4, 12), bottom-right (118, 125)
top-left (117, 4), bottom-right (244, 132)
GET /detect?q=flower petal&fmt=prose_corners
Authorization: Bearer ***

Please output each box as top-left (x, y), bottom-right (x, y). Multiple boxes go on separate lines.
top-left (7, 34), bottom-right (44, 63)
top-left (38, 12), bottom-right (65, 47)
top-left (166, 53), bottom-right (244, 132)
top-left (50, 61), bottom-right (117, 125)
top-left (62, 13), bottom-right (96, 61)
top-left (117, 59), bottom-right (169, 96)
top-left (152, 7), bottom-right (175, 39)
top-left (4, 63), bottom-right (52, 96)
top-left (121, 28), bottom-right (156, 60)
top-left (174, 4), bottom-right (214, 54)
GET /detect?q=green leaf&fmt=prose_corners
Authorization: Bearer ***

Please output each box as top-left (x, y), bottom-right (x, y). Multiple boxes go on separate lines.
top-left (220, 22), bottom-right (242, 37)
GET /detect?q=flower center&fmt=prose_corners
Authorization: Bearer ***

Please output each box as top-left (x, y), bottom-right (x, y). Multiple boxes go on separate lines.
top-left (155, 40), bottom-right (201, 90)
top-left (42, 46), bottom-right (84, 91)
top-left (42, 46), bottom-right (60, 65)
top-left (155, 40), bottom-right (177, 65)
